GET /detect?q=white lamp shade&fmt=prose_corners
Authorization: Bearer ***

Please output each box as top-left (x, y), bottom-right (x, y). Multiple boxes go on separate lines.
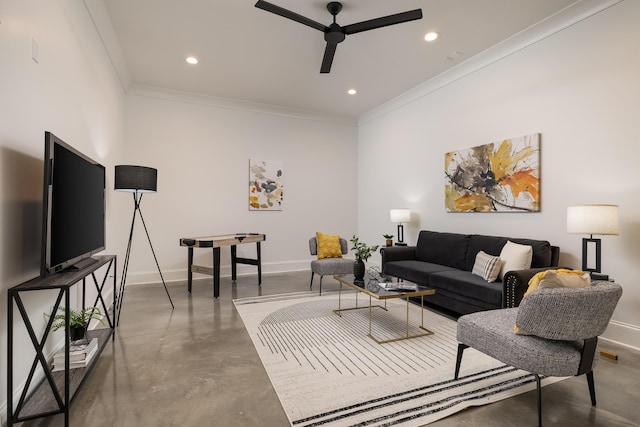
top-left (567, 204), bottom-right (619, 235)
top-left (390, 208), bottom-right (411, 223)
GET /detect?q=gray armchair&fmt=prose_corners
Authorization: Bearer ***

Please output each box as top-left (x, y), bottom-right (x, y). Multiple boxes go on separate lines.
top-left (309, 236), bottom-right (354, 295)
top-left (454, 280), bottom-right (622, 426)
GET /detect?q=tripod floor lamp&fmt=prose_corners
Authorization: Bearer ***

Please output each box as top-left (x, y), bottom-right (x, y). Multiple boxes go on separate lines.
top-left (115, 165), bottom-right (173, 326)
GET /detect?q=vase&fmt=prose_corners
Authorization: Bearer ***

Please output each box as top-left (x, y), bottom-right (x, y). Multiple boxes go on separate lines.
top-left (70, 325), bottom-right (87, 342)
top-left (354, 259), bottom-right (365, 281)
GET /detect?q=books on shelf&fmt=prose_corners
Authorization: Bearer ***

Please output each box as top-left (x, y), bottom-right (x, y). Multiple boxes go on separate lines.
top-left (377, 281), bottom-right (417, 291)
top-left (52, 337), bottom-right (98, 371)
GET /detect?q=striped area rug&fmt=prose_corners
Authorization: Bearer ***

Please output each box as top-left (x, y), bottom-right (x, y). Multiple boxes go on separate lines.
top-left (234, 291), bottom-right (565, 426)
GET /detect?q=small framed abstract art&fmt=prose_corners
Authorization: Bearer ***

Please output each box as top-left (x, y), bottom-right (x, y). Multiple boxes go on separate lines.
top-left (445, 133), bottom-right (540, 212)
top-left (249, 159), bottom-right (284, 211)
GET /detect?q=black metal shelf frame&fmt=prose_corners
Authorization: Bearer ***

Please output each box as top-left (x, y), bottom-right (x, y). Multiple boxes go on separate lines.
top-left (7, 255), bottom-right (116, 427)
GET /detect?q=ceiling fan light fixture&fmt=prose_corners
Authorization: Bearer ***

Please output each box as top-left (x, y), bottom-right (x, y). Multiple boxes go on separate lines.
top-left (254, 0), bottom-right (423, 74)
top-left (424, 32), bottom-right (438, 42)
top-left (186, 56), bottom-right (199, 65)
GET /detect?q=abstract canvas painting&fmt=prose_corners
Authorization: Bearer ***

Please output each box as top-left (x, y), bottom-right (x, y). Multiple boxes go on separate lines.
top-left (445, 133), bottom-right (540, 212)
top-left (249, 159), bottom-right (284, 210)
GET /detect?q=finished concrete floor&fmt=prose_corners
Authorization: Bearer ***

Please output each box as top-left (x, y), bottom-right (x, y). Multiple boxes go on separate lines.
top-left (23, 271), bottom-right (640, 426)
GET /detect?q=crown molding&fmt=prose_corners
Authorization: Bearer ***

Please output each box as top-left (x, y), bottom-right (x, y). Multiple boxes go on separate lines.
top-left (127, 84), bottom-right (357, 126)
top-left (357, 0), bottom-right (624, 126)
top-left (83, 0), bottom-right (356, 126)
top-left (83, 0), bottom-right (132, 90)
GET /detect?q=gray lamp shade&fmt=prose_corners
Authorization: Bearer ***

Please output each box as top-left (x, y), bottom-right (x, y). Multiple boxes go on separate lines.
top-left (114, 165), bottom-right (157, 193)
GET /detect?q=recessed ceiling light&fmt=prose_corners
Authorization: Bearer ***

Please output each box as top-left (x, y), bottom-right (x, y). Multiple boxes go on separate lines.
top-left (424, 32), bottom-right (439, 42)
top-left (347, 89), bottom-right (357, 95)
top-left (186, 56), bottom-right (198, 65)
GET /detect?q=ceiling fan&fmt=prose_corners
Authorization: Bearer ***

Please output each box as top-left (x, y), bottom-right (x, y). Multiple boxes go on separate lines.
top-left (254, 1), bottom-right (423, 73)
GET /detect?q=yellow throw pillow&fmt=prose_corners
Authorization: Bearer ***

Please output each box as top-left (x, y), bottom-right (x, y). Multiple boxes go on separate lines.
top-left (524, 270), bottom-right (549, 297)
top-left (539, 270), bottom-right (591, 289)
top-left (524, 268), bottom-right (586, 297)
top-left (316, 232), bottom-right (343, 259)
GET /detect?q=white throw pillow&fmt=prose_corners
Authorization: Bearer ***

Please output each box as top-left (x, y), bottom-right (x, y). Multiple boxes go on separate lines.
top-left (471, 251), bottom-right (502, 282)
top-left (498, 241), bottom-right (533, 280)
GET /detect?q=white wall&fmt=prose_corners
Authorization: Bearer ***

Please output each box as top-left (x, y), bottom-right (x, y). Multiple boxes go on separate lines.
top-left (0, 0), bottom-right (125, 420)
top-left (120, 93), bottom-right (358, 285)
top-left (3, 0), bottom-right (639, 420)
top-left (357, 0), bottom-right (640, 348)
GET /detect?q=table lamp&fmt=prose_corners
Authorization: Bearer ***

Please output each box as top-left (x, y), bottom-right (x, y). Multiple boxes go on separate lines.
top-left (390, 208), bottom-right (411, 246)
top-left (567, 204), bottom-right (619, 280)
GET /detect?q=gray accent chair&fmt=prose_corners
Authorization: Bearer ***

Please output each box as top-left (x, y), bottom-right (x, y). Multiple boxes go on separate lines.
top-left (309, 237), bottom-right (354, 295)
top-left (454, 280), bottom-right (622, 427)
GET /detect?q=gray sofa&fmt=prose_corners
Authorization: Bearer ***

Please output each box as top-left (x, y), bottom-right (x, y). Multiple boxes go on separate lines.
top-left (380, 230), bottom-right (559, 315)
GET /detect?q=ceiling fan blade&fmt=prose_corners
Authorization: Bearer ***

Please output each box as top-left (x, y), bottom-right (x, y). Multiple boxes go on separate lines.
top-left (343, 9), bottom-right (422, 35)
top-left (320, 42), bottom-right (338, 73)
top-left (255, 0), bottom-right (328, 32)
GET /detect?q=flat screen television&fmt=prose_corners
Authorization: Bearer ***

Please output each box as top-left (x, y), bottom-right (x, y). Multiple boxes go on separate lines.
top-left (41, 131), bottom-right (106, 276)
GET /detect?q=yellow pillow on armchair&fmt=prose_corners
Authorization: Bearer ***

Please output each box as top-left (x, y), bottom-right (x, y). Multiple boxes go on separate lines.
top-left (316, 232), bottom-right (343, 259)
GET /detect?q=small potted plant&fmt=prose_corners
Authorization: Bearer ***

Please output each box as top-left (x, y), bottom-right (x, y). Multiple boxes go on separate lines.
top-left (383, 234), bottom-right (394, 247)
top-left (350, 235), bottom-right (380, 281)
top-left (48, 307), bottom-right (104, 342)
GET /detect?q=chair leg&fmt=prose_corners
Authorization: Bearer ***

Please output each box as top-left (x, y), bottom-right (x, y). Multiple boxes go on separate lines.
top-left (535, 374), bottom-right (542, 427)
top-left (454, 343), bottom-right (468, 380)
top-left (310, 272), bottom-right (315, 290)
top-left (586, 371), bottom-right (596, 406)
top-left (319, 276), bottom-right (323, 295)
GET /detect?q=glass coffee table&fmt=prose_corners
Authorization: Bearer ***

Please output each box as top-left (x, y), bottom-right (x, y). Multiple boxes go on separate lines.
top-left (332, 273), bottom-right (436, 344)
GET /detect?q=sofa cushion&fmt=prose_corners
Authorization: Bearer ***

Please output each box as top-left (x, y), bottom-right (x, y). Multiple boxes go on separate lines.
top-left (415, 231), bottom-right (470, 270)
top-left (424, 292), bottom-right (497, 315)
top-left (465, 234), bottom-right (553, 271)
top-left (429, 270), bottom-right (504, 307)
top-left (510, 238), bottom-right (552, 268)
top-left (465, 235), bottom-right (508, 270)
top-left (383, 260), bottom-right (459, 285)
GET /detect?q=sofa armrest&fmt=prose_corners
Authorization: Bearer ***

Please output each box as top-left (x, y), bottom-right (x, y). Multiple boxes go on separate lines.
top-left (380, 246), bottom-right (417, 268)
top-left (550, 245), bottom-right (560, 267)
top-left (502, 246), bottom-right (561, 307)
top-left (502, 267), bottom-right (558, 308)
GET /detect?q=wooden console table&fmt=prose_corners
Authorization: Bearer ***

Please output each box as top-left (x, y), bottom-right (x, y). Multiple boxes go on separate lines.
top-left (179, 233), bottom-right (266, 298)
top-left (6, 255), bottom-right (116, 427)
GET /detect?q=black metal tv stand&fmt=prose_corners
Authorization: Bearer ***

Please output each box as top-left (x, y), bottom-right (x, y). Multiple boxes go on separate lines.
top-left (6, 255), bottom-right (116, 427)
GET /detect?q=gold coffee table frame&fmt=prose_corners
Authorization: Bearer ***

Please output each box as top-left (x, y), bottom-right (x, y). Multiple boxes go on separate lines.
top-left (332, 274), bottom-right (436, 344)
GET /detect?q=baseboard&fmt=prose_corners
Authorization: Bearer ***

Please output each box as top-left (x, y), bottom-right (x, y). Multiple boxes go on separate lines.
top-left (123, 259), bottom-right (384, 286)
top-left (123, 260), bottom-right (313, 286)
top-left (600, 320), bottom-right (640, 351)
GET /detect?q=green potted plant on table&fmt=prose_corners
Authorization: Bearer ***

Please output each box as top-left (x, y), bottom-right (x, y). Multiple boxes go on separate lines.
top-left (48, 307), bottom-right (104, 342)
top-left (383, 234), bottom-right (394, 247)
top-left (350, 235), bottom-right (379, 281)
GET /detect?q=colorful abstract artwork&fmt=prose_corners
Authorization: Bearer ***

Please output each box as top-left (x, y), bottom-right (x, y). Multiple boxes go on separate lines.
top-left (249, 159), bottom-right (284, 210)
top-left (445, 133), bottom-right (540, 212)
